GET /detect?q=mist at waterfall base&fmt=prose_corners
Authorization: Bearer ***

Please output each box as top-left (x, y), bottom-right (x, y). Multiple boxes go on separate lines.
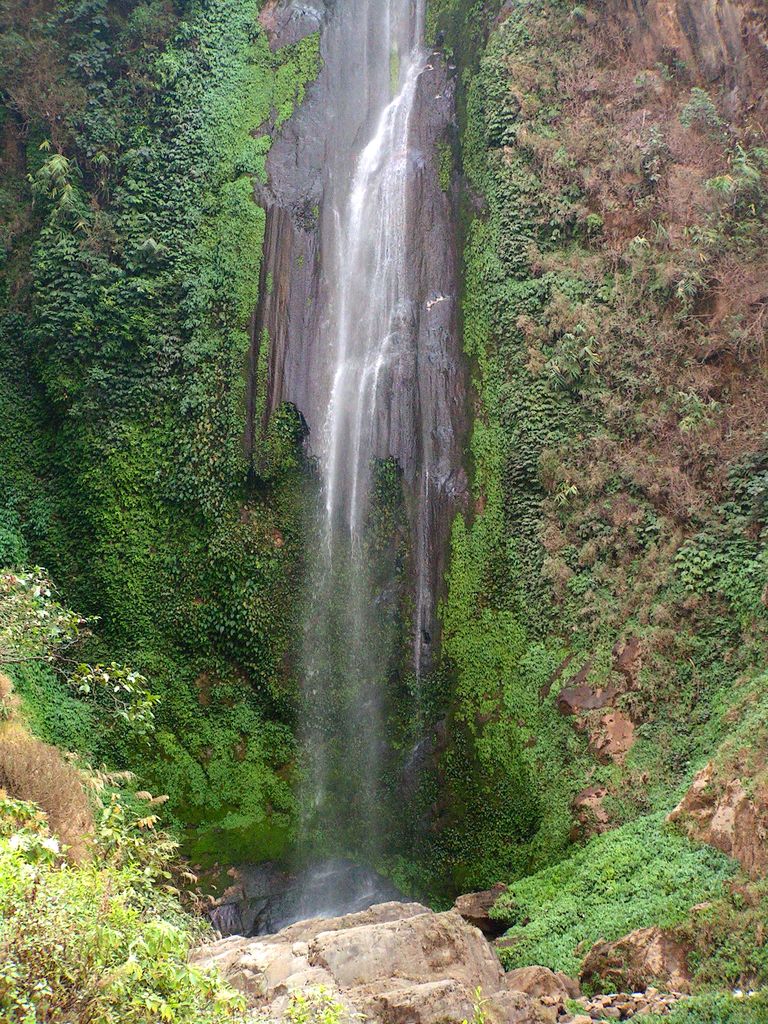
top-left (235, 0), bottom-right (466, 931)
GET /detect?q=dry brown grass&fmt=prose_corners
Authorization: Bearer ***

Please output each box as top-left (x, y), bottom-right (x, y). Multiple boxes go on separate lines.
top-left (0, 677), bottom-right (93, 861)
top-left (0, 671), bottom-right (15, 708)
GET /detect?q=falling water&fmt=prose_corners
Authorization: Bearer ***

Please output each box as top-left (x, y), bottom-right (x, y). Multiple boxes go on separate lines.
top-left (301, 0), bottom-right (429, 855)
top-left (252, 0), bottom-right (467, 898)
top-left (323, 18), bottom-right (427, 610)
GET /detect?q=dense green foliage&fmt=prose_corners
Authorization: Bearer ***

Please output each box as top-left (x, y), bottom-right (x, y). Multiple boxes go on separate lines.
top-left (490, 814), bottom-right (735, 976)
top-left (0, 791), bottom-right (247, 1024)
top-left (0, 0), bottom-right (319, 862)
top-left (646, 993), bottom-right (768, 1024)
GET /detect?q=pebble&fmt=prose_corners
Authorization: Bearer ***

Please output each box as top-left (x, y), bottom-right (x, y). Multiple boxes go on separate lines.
top-left (558, 987), bottom-right (685, 1022)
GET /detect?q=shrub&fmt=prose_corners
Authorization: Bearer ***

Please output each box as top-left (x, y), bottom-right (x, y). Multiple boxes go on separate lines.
top-left (647, 992), bottom-right (768, 1023)
top-left (0, 793), bottom-right (246, 1024)
top-left (679, 88), bottom-right (723, 133)
top-left (284, 987), bottom-right (356, 1024)
top-left (0, 568), bottom-right (82, 666)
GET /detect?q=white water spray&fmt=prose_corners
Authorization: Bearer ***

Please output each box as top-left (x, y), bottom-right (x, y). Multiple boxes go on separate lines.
top-left (323, 44), bottom-right (427, 553)
top-left (299, 0), bottom-right (432, 848)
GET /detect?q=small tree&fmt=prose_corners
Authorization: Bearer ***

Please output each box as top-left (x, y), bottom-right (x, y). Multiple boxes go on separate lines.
top-left (0, 568), bottom-right (159, 735)
top-left (0, 568), bottom-right (82, 666)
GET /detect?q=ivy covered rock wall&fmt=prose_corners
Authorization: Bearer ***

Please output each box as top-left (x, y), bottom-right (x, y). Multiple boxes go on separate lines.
top-left (0, 0), bottom-right (319, 864)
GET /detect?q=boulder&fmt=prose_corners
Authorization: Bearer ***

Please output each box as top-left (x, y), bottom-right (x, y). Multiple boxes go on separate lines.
top-left (453, 883), bottom-right (509, 937)
top-left (580, 926), bottom-right (692, 994)
top-left (505, 965), bottom-right (580, 1000)
top-left (668, 762), bottom-right (768, 878)
top-left (193, 901), bottom-right (544, 1024)
top-left (308, 908), bottom-right (505, 992)
top-left (590, 709), bottom-right (635, 763)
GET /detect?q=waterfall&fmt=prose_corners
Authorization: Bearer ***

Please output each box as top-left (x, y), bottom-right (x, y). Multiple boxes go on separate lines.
top-left (301, 0), bottom-right (428, 856)
top-left (252, 0), bottom-right (467, 898)
top-left (323, 55), bottom-right (425, 553)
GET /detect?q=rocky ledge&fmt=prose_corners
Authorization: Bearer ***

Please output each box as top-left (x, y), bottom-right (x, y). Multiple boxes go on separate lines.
top-left (192, 901), bottom-right (688, 1024)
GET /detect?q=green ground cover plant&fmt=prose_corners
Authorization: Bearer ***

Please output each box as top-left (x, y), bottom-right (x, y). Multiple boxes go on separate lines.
top-left (491, 814), bottom-right (735, 976)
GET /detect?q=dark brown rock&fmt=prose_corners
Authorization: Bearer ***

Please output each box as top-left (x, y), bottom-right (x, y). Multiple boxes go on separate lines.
top-left (453, 883), bottom-right (509, 938)
top-left (558, 684), bottom-right (618, 716)
top-left (612, 0), bottom-right (768, 121)
top-left (612, 636), bottom-right (641, 688)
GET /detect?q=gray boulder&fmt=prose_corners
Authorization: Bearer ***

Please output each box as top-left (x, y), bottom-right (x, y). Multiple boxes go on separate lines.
top-left (193, 901), bottom-right (548, 1023)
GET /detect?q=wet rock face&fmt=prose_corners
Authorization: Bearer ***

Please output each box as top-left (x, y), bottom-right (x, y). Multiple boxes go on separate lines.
top-left (259, 0), bottom-right (325, 50)
top-left (207, 860), bottom-right (403, 938)
top-left (193, 902), bottom-right (545, 1024)
top-left (250, 0), bottom-right (467, 666)
top-left (668, 762), bottom-right (768, 878)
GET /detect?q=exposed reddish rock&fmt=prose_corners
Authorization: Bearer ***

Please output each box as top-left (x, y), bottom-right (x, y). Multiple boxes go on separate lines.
top-left (615, 0), bottom-right (768, 120)
top-left (571, 785), bottom-right (611, 841)
top-left (453, 883), bottom-right (509, 938)
top-left (590, 710), bottom-right (635, 763)
top-left (668, 762), bottom-right (768, 878)
top-left (580, 926), bottom-right (692, 994)
top-left (558, 684), bottom-right (618, 716)
top-left (612, 635), bottom-right (642, 688)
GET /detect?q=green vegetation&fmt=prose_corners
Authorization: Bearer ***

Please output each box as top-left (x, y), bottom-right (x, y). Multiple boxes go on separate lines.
top-left (0, 0), bottom-right (319, 862)
top-left (0, 791), bottom-right (247, 1024)
top-left (647, 993), bottom-right (768, 1024)
top-left (491, 814), bottom-right (735, 975)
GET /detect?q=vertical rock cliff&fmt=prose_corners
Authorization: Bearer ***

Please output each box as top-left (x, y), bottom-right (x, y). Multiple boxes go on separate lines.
top-left (250, 0), bottom-right (467, 675)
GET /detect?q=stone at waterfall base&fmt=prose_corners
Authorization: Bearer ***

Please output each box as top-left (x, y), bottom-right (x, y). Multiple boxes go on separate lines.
top-left (580, 927), bottom-right (692, 995)
top-left (192, 901), bottom-right (556, 1023)
top-left (452, 883), bottom-right (510, 938)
